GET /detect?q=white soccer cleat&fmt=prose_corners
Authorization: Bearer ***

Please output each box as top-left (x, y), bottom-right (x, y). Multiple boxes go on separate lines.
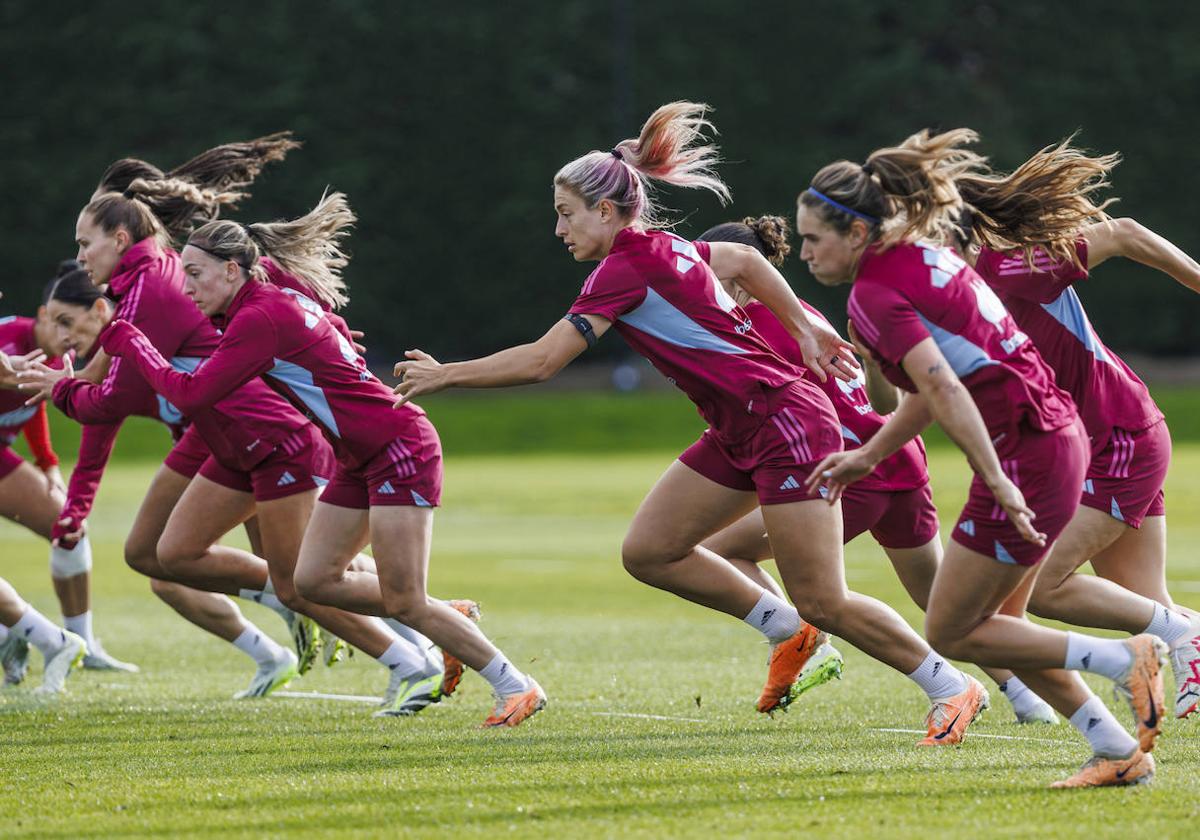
top-left (234, 650), bottom-right (299, 699)
top-left (0, 632), bottom-right (30, 686)
top-left (33, 631), bottom-right (87, 695)
top-left (82, 638), bottom-right (140, 673)
top-left (1170, 618), bottom-right (1200, 720)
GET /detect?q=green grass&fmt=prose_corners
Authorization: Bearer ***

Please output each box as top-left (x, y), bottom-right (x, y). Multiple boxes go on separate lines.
top-left (16, 384), bottom-right (1200, 464)
top-left (2, 447), bottom-right (1199, 838)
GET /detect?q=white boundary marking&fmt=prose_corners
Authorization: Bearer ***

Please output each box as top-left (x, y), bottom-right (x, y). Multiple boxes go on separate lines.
top-left (591, 711), bottom-right (706, 723)
top-left (273, 690), bottom-right (380, 704)
top-left (872, 727), bottom-right (1062, 744)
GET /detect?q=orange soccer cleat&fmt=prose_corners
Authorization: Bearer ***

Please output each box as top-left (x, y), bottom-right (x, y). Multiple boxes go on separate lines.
top-left (441, 599), bottom-right (482, 698)
top-left (917, 675), bottom-right (990, 746)
top-left (1113, 634), bottom-right (1168, 753)
top-left (481, 680), bottom-right (546, 728)
top-left (757, 622), bottom-right (826, 714)
top-left (1050, 750), bottom-right (1155, 789)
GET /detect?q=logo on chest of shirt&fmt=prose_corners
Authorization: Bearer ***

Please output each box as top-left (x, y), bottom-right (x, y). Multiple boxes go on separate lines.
top-left (734, 317), bottom-right (753, 335)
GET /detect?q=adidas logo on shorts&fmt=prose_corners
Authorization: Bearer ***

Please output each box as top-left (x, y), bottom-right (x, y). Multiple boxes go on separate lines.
top-left (958, 520), bottom-right (976, 536)
top-left (378, 481), bottom-right (396, 495)
top-left (276, 471), bottom-right (297, 487)
top-left (778, 475), bottom-right (801, 491)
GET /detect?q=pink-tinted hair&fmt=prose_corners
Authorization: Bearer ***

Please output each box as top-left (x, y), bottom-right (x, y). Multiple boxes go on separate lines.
top-left (554, 101), bottom-right (731, 228)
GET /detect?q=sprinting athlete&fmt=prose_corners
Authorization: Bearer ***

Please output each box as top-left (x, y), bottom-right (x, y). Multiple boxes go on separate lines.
top-left (949, 141), bottom-right (1200, 720)
top-left (0, 285), bottom-right (138, 677)
top-left (695, 216), bottom-right (1058, 724)
top-left (98, 193), bottom-right (544, 727)
top-left (393, 101), bottom-right (993, 744)
top-left (23, 194), bottom-right (449, 713)
top-left (18, 135), bottom-right (314, 688)
top-left (799, 128), bottom-right (1166, 788)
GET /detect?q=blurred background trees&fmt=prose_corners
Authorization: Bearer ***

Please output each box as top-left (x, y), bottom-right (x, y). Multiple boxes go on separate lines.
top-left (4, 0), bottom-right (1198, 364)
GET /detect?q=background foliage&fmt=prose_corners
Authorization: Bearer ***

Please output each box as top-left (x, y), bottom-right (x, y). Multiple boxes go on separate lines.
top-left (4, 1), bottom-right (1199, 365)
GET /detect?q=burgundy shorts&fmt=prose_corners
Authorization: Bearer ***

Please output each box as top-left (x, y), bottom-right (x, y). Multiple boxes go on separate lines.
top-left (951, 419), bottom-right (1089, 567)
top-left (162, 425), bottom-right (210, 479)
top-left (0, 446), bottom-right (24, 481)
top-left (842, 482), bottom-right (939, 549)
top-left (1080, 419), bottom-right (1169, 529)
top-left (319, 414), bottom-right (443, 510)
top-left (679, 382), bottom-right (842, 505)
top-left (199, 424), bottom-right (338, 503)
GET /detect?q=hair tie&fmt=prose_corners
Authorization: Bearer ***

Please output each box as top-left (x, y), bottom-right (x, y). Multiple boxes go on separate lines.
top-left (240, 222), bottom-right (260, 243)
top-left (805, 188), bottom-right (880, 225)
top-left (861, 162), bottom-right (875, 177)
top-left (610, 148), bottom-right (624, 160)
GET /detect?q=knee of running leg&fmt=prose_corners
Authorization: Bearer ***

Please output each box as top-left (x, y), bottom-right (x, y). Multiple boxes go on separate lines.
top-left (380, 589), bottom-right (427, 624)
top-left (153, 537), bottom-right (200, 576)
top-left (292, 566), bottom-right (326, 603)
top-left (620, 535), bottom-right (682, 581)
top-left (272, 578), bottom-right (306, 612)
top-left (123, 538), bottom-right (160, 576)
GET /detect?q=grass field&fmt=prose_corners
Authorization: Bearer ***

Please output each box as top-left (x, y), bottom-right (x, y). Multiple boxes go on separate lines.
top-left (2, 444), bottom-right (1200, 838)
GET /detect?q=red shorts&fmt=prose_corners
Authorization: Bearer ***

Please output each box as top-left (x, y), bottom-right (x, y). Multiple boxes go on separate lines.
top-left (319, 413), bottom-right (443, 509)
top-left (951, 419), bottom-right (1089, 567)
top-left (1081, 420), bottom-right (1169, 529)
top-left (162, 425), bottom-right (210, 479)
top-left (199, 424), bottom-right (337, 503)
top-left (0, 446), bottom-right (24, 481)
top-left (842, 482), bottom-right (939, 549)
top-left (679, 382), bottom-right (842, 505)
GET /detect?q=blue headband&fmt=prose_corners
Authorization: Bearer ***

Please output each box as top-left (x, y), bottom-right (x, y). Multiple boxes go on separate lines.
top-left (805, 189), bottom-right (879, 225)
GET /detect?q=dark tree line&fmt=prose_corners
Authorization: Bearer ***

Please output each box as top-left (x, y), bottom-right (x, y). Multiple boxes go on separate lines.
top-left (4, 1), bottom-right (1198, 364)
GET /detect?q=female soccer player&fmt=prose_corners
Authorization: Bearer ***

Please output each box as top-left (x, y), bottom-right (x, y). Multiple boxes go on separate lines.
top-left (23, 188), bottom-right (445, 711)
top-left (695, 216), bottom-right (1058, 724)
top-left (798, 129), bottom-right (1166, 788)
top-left (0, 290), bottom-right (125, 680)
top-left (392, 101), bottom-right (993, 743)
top-left (96, 193), bottom-right (544, 727)
top-left (950, 142), bottom-right (1200, 720)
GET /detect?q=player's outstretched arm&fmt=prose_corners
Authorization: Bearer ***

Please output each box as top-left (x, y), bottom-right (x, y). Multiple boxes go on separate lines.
top-left (1083, 217), bottom-right (1200, 292)
top-left (706, 241), bottom-right (858, 383)
top-left (393, 317), bottom-right (605, 406)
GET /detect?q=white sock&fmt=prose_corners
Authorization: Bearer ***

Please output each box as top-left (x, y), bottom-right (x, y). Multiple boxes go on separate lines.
top-left (743, 591), bottom-right (801, 644)
top-left (1144, 604), bottom-right (1193, 648)
top-left (999, 676), bottom-right (1046, 717)
top-left (13, 607), bottom-right (69, 657)
top-left (232, 626), bottom-right (286, 667)
top-left (238, 588), bottom-right (287, 614)
top-left (478, 652), bottom-right (530, 696)
top-left (377, 638), bottom-right (435, 678)
top-left (907, 650), bottom-right (969, 700)
top-left (383, 618), bottom-right (441, 673)
top-left (1064, 632), bottom-right (1133, 681)
top-left (63, 612), bottom-right (95, 648)
top-left (1068, 694), bottom-right (1138, 758)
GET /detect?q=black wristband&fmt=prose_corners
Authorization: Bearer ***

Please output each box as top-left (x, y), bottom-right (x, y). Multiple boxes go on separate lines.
top-left (564, 313), bottom-right (597, 348)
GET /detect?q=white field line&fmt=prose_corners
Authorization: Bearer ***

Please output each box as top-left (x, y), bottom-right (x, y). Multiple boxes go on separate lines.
top-left (272, 690), bottom-right (381, 704)
top-left (591, 711), bottom-right (706, 723)
top-left (872, 727), bottom-right (1062, 744)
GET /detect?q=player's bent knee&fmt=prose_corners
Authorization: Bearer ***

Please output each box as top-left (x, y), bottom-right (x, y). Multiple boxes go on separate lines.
top-left (380, 589), bottom-right (427, 623)
top-left (154, 536), bottom-right (206, 576)
top-left (124, 539), bottom-right (161, 576)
